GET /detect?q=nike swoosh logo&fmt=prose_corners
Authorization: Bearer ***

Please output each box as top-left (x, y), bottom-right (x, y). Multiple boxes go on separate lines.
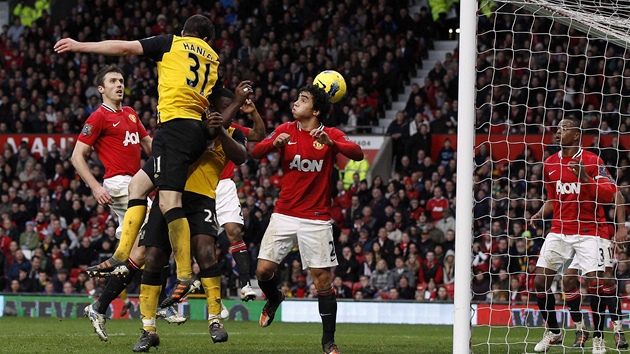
top-left (113, 122), bottom-right (120, 127)
top-left (317, 79), bottom-right (327, 89)
top-left (320, 313), bottom-right (333, 316)
top-left (288, 141), bottom-right (297, 145)
top-left (548, 170), bottom-right (556, 176)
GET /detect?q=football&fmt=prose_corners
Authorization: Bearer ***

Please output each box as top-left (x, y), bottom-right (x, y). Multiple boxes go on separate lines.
top-left (313, 70), bottom-right (347, 103)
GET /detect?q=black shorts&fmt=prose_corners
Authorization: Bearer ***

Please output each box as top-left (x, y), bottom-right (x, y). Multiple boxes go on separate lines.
top-left (151, 119), bottom-right (208, 192)
top-left (140, 192), bottom-right (218, 253)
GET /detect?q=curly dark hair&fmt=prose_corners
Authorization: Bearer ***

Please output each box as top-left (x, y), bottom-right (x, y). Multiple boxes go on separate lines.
top-left (300, 85), bottom-right (330, 121)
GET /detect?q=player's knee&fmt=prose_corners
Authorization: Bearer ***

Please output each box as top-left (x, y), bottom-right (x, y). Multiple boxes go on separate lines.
top-left (534, 275), bottom-right (547, 292)
top-left (144, 248), bottom-right (167, 273)
top-left (256, 267), bottom-right (274, 281)
top-left (225, 224), bottom-right (243, 243)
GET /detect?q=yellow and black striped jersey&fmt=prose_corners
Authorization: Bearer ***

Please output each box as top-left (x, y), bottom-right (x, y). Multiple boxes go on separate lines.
top-left (140, 34), bottom-right (219, 123)
top-left (184, 127), bottom-right (246, 198)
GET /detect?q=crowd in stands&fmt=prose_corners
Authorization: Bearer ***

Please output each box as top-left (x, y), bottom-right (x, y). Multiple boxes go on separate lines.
top-left (0, 0), bottom-right (467, 303)
top-left (7, 0), bottom-right (630, 308)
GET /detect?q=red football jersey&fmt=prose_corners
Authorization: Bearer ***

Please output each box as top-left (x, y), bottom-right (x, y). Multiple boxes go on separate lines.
top-left (252, 121), bottom-right (362, 221)
top-left (426, 196), bottom-right (449, 221)
top-left (220, 123), bottom-right (250, 180)
top-left (78, 104), bottom-right (149, 179)
top-left (543, 148), bottom-right (616, 237)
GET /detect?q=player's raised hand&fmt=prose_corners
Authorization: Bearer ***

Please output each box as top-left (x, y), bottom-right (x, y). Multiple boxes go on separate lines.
top-left (240, 99), bottom-right (257, 114)
top-left (568, 159), bottom-right (591, 182)
top-left (54, 38), bottom-right (78, 53)
top-left (311, 129), bottom-right (333, 146)
top-left (93, 185), bottom-right (113, 205)
top-left (234, 81), bottom-right (253, 104)
top-left (273, 133), bottom-right (291, 147)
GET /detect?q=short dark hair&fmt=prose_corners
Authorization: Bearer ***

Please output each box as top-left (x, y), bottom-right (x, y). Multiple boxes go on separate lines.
top-left (95, 65), bottom-right (124, 87)
top-left (182, 15), bottom-right (214, 41)
top-left (563, 116), bottom-right (582, 129)
top-left (300, 85), bottom-right (330, 121)
top-left (208, 87), bottom-right (234, 111)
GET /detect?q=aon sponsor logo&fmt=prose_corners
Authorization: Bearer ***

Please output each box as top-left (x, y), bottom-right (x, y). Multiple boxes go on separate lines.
top-left (289, 155), bottom-right (323, 172)
top-left (123, 131), bottom-right (140, 146)
top-left (556, 181), bottom-right (580, 194)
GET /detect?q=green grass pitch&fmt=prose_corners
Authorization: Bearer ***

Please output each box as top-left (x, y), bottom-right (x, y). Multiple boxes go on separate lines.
top-left (0, 317), bottom-right (442, 353)
top-left (1, 318), bottom-right (614, 353)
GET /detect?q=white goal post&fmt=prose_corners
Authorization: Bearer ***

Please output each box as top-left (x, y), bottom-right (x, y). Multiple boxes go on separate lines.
top-left (456, 0), bottom-right (630, 352)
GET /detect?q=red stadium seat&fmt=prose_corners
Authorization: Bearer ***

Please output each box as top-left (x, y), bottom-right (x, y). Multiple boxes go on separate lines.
top-left (343, 281), bottom-right (353, 290)
top-left (70, 268), bottom-right (81, 279)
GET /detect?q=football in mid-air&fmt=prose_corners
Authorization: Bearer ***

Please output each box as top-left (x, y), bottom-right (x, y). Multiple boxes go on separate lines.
top-left (313, 70), bottom-right (347, 103)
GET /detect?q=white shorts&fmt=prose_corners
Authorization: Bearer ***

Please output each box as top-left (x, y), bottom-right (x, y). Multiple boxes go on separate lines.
top-left (103, 176), bottom-right (132, 238)
top-left (216, 179), bottom-right (243, 228)
top-left (258, 213), bottom-right (337, 269)
top-left (538, 232), bottom-right (604, 274)
top-left (567, 238), bottom-right (613, 271)
top-left (103, 175), bottom-right (151, 239)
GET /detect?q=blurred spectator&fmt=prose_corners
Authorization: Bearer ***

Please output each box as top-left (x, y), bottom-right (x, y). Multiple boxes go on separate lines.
top-left (472, 270), bottom-right (491, 302)
top-left (19, 221), bottom-right (39, 251)
top-left (370, 259), bottom-right (391, 294)
top-left (332, 276), bottom-right (352, 299)
top-left (390, 256), bottom-right (416, 288)
top-left (334, 246), bottom-right (360, 283)
top-left (435, 285), bottom-right (451, 302)
top-left (341, 156), bottom-right (370, 189)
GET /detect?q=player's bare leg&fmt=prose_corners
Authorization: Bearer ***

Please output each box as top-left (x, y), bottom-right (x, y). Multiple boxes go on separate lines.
top-left (224, 222), bottom-right (255, 301)
top-left (257, 259), bottom-right (284, 327)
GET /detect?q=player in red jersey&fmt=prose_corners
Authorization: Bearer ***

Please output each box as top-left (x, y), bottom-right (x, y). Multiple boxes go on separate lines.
top-left (563, 190), bottom-right (628, 349)
top-left (251, 85), bottom-right (363, 354)
top-left (72, 65), bottom-right (154, 341)
top-left (72, 65), bottom-right (185, 342)
top-left (530, 117), bottom-right (617, 353)
top-left (212, 88), bottom-right (265, 301)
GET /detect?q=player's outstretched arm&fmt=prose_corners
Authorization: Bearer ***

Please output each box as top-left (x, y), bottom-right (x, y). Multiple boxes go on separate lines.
top-left (240, 99), bottom-right (266, 142)
top-left (71, 141), bottom-right (113, 205)
top-left (54, 38), bottom-right (144, 56)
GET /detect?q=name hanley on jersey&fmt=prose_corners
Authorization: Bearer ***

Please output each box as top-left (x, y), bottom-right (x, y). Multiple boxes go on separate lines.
top-left (182, 42), bottom-right (213, 59)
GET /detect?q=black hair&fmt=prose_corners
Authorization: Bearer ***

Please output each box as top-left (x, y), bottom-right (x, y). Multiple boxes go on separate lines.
top-left (208, 87), bottom-right (234, 111)
top-left (300, 85), bottom-right (330, 121)
top-left (95, 65), bottom-right (124, 87)
top-left (564, 116), bottom-right (582, 128)
top-left (182, 14), bottom-right (215, 41)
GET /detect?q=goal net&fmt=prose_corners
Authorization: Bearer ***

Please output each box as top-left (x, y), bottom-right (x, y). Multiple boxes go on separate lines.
top-left (470, 0), bottom-right (630, 352)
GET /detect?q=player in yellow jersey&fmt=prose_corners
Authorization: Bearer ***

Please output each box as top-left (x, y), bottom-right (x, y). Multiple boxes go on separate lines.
top-left (54, 15), bottom-right (252, 305)
top-left (132, 90), bottom-right (248, 351)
